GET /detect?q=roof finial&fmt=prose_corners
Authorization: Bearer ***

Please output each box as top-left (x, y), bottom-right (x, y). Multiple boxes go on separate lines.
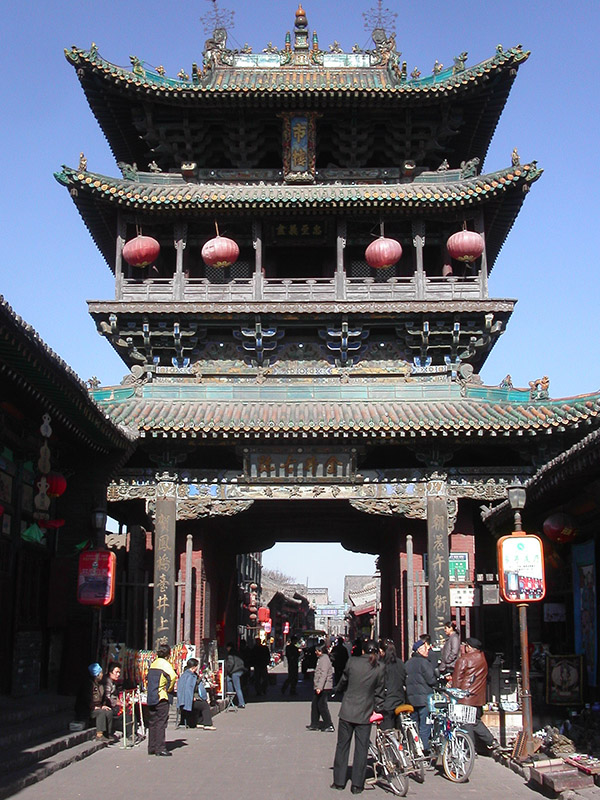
top-left (199, 0), bottom-right (234, 35)
top-left (363, 0), bottom-right (397, 36)
top-left (294, 4), bottom-right (309, 52)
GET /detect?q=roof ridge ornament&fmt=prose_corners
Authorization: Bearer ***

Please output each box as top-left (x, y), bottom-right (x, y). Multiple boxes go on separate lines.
top-left (199, 0), bottom-right (234, 36)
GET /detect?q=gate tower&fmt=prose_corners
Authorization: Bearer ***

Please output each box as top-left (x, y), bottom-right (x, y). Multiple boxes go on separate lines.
top-left (57, 6), bottom-right (600, 652)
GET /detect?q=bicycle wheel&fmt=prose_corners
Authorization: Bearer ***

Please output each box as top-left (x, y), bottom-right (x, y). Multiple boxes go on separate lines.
top-left (384, 770), bottom-right (409, 797)
top-left (441, 730), bottom-right (475, 783)
top-left (403, 724), bottom-right (426, 782)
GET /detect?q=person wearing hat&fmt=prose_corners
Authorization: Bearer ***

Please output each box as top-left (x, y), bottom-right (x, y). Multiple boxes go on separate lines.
top-left (404, 638), bottom-right (436, 753)
top-left (331, 639), bottom-right (385, 793)
top-left (451, 637), bottom-right (500, 753)
top-left (86, 663), bottom-right (114, 740)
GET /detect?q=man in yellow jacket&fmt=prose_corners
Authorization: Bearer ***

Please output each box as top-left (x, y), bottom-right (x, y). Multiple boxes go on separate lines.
top-left (147, 644), bottom-right (177, 756)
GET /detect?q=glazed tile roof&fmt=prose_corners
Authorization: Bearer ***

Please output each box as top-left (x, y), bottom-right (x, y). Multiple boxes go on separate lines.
top-left (56, 162), bottom-right (540, 213)
top-left (56, 162), bottom-right (541, 274)
top-left (92, 382), bottom-right (600, 440)
top-left (65, 44), bottom-right (528, 100)
top-left (482, 425), bottom-right (600, 527)
top-left (0, 296), bottom-right (136, 451)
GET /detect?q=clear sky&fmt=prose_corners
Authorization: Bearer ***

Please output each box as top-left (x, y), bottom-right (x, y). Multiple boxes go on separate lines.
top-left (2, 0), bottom-right (598, 601)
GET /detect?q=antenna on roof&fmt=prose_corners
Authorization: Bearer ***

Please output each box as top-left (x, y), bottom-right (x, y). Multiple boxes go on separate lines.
top-left (200, 0), bottom-right (235, 35)
top-left (362, 0), bottom-right (397, 35)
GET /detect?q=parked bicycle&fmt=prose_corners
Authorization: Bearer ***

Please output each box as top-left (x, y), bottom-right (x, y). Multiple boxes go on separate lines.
top-left (367, 712), bottom-right (409, 796)
top-left (427, 685), bottom-right (476, 782)
top-left (393, 703), bottom-right (428, 783)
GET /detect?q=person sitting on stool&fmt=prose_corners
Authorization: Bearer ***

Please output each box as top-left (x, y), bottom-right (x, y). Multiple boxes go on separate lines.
top-left (177, 658), bottom-right (215, 730)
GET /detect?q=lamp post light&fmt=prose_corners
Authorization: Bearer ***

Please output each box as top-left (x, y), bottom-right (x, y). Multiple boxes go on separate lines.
top-left (507, 484), bottom-right (534, 758)
top-left (92, 506), bottom-right (107, 549)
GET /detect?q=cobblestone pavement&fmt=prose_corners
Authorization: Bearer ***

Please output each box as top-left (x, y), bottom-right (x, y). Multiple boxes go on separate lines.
top-left (14, 670), bottom-right (600, 800)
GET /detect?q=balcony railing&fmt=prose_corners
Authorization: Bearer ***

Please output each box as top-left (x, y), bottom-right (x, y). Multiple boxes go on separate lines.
top-left (117, 272), bottom-right (485, 303)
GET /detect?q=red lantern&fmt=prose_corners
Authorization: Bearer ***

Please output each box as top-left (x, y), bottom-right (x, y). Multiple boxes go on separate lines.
top-left (201, 235), bottom-right (240, 268)
top-left (122, 235), bottom-right (160, 268)
top-left (543, 513), bottom-right (577, 544)
top-left (446, 230), bottom-right (484, 263)
top-left (46, 472), bottom-right (67, 499)
top-left (365, 237), bottom-right (402, 270)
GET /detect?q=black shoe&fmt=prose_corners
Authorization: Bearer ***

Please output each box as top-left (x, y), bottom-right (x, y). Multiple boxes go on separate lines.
top-left (306, 725), bottom-right (320, 731)
top-left (351, 787), bottom-right (364, 794)
top-left (330, 784), bottom-right (345, 791)
top-left (155, 750), bottom-right (172, 757)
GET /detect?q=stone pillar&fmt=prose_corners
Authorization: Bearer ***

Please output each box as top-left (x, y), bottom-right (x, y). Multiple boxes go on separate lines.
top-left (152, 474), bottom-right (177, 649)
top-left (426, 479), bottom-right (451, 647)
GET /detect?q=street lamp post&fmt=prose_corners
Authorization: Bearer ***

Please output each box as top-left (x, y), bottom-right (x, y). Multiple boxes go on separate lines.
top-left (507, 485), bottom-right (534, 759)
top-left (91, 507), bottom-right (107, 660)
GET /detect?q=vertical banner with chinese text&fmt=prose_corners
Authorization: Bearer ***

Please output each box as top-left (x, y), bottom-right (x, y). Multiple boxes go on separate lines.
top-left (572, 540), bottom-right (597, 687)
top-left (427, 493), bottom-right (451, 647)
top-left (152, 494), bottom-right (176, 648)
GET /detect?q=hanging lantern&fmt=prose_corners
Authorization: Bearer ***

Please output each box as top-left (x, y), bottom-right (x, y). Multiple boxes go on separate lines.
top-left (446, 230), bottom-right (484, 263)
top-left (543, 513), bottom-right (577, 544)
top-left (365, 237), bottom-right (403, 270)
top-left (122, 235), bottom-right (161, 268)
top-left (46, 472), bottom-right (67, 499)
top-left (201, 235), bottom-right (240, 268)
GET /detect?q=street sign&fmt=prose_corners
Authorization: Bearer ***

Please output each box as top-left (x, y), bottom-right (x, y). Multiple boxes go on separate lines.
top-left (497, 533), bottom-right (545, 602)
top-left (449, 552), bottom-right (469, 583)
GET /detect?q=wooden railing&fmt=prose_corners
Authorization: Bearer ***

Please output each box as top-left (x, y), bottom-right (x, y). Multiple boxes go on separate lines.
top-left (118, 272), bottom-right (484, 303)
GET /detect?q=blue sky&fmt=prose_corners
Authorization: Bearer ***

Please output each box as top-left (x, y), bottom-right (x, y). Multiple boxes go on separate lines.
top-left (2, 0), bottom-right (598, 601)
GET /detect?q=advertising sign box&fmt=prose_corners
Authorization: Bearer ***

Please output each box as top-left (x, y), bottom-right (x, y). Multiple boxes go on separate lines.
top-left (77, 550), bottom-right (117, 606)
top-left (497, 534), bottom-right (545, 603)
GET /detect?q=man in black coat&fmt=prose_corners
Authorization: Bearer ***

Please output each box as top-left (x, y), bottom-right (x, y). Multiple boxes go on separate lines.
top-left (405, 639), bottom-right (436, 752)
top-left (332, 641), bottom-right (385, 793)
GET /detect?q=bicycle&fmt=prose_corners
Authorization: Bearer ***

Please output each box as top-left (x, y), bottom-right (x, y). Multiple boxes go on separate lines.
top-left (367, 712), bottom-right (410, 796)
top-left (427, 686), bottom-right (476, 783)
top-left (394, 703), bottom-right (428, 783)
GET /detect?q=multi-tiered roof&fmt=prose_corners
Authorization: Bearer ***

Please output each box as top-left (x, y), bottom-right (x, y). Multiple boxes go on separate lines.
top-left (57, 7), bottom-right (599, 462)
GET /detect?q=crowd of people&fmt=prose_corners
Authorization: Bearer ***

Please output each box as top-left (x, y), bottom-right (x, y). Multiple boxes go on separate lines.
top-left (75, 624), bottom-right (501, 783)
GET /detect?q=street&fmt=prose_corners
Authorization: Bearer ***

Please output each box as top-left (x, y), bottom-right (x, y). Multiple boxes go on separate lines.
top-left (13, 667), bottom-right (579, 800)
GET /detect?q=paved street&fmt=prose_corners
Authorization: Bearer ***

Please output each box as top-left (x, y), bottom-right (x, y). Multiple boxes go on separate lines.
top-left (14, 669), bottom-right (597, 800)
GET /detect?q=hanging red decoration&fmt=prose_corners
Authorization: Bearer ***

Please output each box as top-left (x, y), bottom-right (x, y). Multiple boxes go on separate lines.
top-left (543, 513), bottom-right (577, 544)
top-left (365, 237), bottom-right (403, 269)
top-left (38, 519), bottom-right (66, 530)
top-left (46, 472), bottom-right (67, 499)
top-left (446, 230), bottom-right (484, 263)
top-left (122, 235), bottom-right (161, 268)
top-left (201, 235), bottom-right (240, 268)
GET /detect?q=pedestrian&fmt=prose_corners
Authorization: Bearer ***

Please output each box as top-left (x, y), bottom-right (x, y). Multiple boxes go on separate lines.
top-left (307, 642), bottom-right (334, 732)
top-left (252, 637), bottom-right (270, 696)
top-left (405, 638), bottom-right (436, 754)
top-left (225, 642), bottom-right (246, 708)
top-left (177, 658), bottom-right (215, 729)
top-left (331, 639), bottom-right (385, 793)
top-left (332, 637), bottom-right (349, 687)
top-left (146, 644), bottom-right (177, 757)
top-left (379, 640), bottom-right (406, 731)
top-left (439, 621), bottom-right (461, 677)
top-left (451, 637), bottom-right (500, 753)
top-left (281, 635), bottom-right (300, 695)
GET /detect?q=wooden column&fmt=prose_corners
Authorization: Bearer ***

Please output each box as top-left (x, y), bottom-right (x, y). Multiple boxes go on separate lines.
top-left (475, 212), bottom-right (488, 298)
top-left (152, 475), bottom-right (177, 649)
top-left (253, 220), bottom-right (263, 300)
top-left (412, 220), bottom-right (425, 299)
top-left (173, 222), bottom-right (187, 301)
top-left (115, 216), bottom-right (126, 300)
top-left (426, 479), bottom-right (451, 647)
top-left (336, 219), bottom-right (347, 300)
